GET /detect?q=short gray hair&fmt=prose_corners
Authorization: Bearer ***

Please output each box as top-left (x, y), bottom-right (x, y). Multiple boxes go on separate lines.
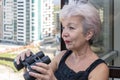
top-left (60, 0), bottom-right (101, 44)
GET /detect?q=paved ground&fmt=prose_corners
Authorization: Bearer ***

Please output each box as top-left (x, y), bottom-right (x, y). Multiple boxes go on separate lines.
top-left (0, 65), bottom-right (24, 80)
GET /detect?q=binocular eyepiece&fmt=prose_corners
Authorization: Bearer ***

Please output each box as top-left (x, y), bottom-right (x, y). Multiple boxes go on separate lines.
top-left (14, 51), bottom-right (51, 80)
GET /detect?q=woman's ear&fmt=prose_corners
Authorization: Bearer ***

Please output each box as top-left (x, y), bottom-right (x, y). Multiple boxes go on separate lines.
top-left (85, 29), bottom-right (94, 41)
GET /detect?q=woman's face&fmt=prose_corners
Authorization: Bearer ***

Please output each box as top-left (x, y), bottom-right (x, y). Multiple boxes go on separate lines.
top-left (62, 16), bottom-right (88, 50)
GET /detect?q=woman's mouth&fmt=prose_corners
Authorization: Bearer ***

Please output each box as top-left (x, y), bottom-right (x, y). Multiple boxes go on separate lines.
top-left (64, 40), bottom-right (71, 44)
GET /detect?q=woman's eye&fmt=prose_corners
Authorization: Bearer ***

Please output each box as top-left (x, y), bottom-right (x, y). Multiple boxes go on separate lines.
top-left (61, 26), bottom-right (75, 30)
top-left (69, 27), bottom-right (75, 30)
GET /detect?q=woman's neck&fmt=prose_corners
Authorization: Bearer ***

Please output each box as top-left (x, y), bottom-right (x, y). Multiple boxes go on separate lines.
top-left (72, 44), bottom-right (93, 59)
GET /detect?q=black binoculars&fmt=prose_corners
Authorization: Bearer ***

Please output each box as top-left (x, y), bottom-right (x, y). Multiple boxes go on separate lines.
top-left (14, 51), bottom-right (51, 80)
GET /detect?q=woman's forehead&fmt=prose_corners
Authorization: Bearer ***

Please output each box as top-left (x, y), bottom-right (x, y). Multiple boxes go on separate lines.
top-left (61, 16), bottom-right (83, 24)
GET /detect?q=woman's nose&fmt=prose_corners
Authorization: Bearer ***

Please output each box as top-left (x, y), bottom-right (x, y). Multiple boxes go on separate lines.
top-left (62, 30), bottom-right (69, 38)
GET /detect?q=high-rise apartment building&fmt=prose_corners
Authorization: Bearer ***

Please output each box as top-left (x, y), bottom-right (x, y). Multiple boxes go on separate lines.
top-left (41, 0), bottom-right (54, 38)
top-left (17, 0), bottom-right (54, 44)
top-left (31, 0), bottom-right (54, 41)
top-left (30, 0), bottom-right (42, 41)
top-left (16, 0), bottom-right (31, 44)
top-left (1, 0), bottom-right (54, 45)
top-left (13, 0), bottom-right (17, 42)
top-left (0, 0), bottom-right (3, 39)
top-left (3, 0), bottom-right (14, 42)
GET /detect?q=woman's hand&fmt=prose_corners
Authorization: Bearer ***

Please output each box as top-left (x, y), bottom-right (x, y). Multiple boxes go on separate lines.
top-left (29, 62), bottom-right (57, 80)
top-left (15, 49), bottom-right (32, 65)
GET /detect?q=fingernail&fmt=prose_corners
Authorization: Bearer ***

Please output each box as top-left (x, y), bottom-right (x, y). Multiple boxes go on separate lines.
top-left (21, 58), bottom-right (24, 61)
top-left (31, 65), bottom-right (35, 68)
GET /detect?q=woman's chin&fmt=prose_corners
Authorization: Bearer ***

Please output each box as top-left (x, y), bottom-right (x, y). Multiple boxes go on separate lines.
top-left (66, 46), bottom-right (73, 50)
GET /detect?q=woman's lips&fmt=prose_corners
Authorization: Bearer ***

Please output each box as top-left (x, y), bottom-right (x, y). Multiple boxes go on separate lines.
top-left (64, 40), bottom-right (70, 44)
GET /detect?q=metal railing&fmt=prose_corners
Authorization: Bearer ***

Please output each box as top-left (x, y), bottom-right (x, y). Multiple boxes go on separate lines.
top-left (101, 50), bottom-right (118, 65)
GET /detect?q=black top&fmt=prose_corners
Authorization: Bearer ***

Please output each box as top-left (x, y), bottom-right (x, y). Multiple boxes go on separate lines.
top-left (54, 50), bottom-right (105, 80)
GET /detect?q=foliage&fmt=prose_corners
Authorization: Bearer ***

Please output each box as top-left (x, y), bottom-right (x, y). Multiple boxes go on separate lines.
top-left (54, 5), bottom-right (60, 11)
top-left (0, 53), bottom-right (16, 58)
top-left (0, 53), bottom-right (18, 72)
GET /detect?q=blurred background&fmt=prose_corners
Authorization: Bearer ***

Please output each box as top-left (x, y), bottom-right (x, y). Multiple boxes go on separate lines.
top-left (0, 0), bottom-right (60, 80)
top-left (0, 0), bottom-right (120, 80)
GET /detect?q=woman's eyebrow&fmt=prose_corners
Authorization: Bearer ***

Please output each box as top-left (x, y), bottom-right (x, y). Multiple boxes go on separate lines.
top-left (67, 23), bottom-right (76, 26)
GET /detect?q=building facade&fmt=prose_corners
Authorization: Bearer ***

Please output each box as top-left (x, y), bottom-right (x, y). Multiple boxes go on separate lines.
top-left (1, 0), bottom-right (54, 45)
top-left (2, 0), bottom-right (14, 42)
top-left (31, 0), bottom-right (54, 41)
top-left (16, 0), bottom-right (31, 44)
top-left (0, 0), bottom-right (3, 39)
top-left (41, 0), bottom-right (54, 38)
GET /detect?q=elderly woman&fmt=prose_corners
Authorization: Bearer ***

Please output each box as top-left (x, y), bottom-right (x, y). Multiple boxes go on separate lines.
top-left (15, 0), bottom-right (109, 80)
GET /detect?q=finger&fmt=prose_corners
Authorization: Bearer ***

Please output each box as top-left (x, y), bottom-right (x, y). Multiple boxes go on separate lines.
top-left (20, 49), bottom-right (31, 61)
top-left (31, 65), bottom-right (47, 74)
top-left (15, 55), bottom-right (21, 64)
top-left (20, 51), bottom-right (26, 61)
top-left (26, 49), bottom-right (32, 57)
top-left (29, 72), bottom-right (45, 80)
top-left (35, 62), bottom-right (49, 70)
top-left (15, 52), bottom-right (25, 64)
top-left (15, 49), bottom-right (32, 65)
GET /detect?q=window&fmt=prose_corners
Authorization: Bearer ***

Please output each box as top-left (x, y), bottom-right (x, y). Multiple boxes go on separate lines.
top-left (32, 0), bottom-right (34, 3)
top-left (89, 0), bottom-right (114, 56)
top-left (32, 12), bottom-right (34, 17)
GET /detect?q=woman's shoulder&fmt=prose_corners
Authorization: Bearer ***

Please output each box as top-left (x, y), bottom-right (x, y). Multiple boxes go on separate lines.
top-left (89, 61), bottom-right (109, 80)
top-left (49, 50), bottom-right (67, 72)
top-left (54, 50), bottom-right (67, 63)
